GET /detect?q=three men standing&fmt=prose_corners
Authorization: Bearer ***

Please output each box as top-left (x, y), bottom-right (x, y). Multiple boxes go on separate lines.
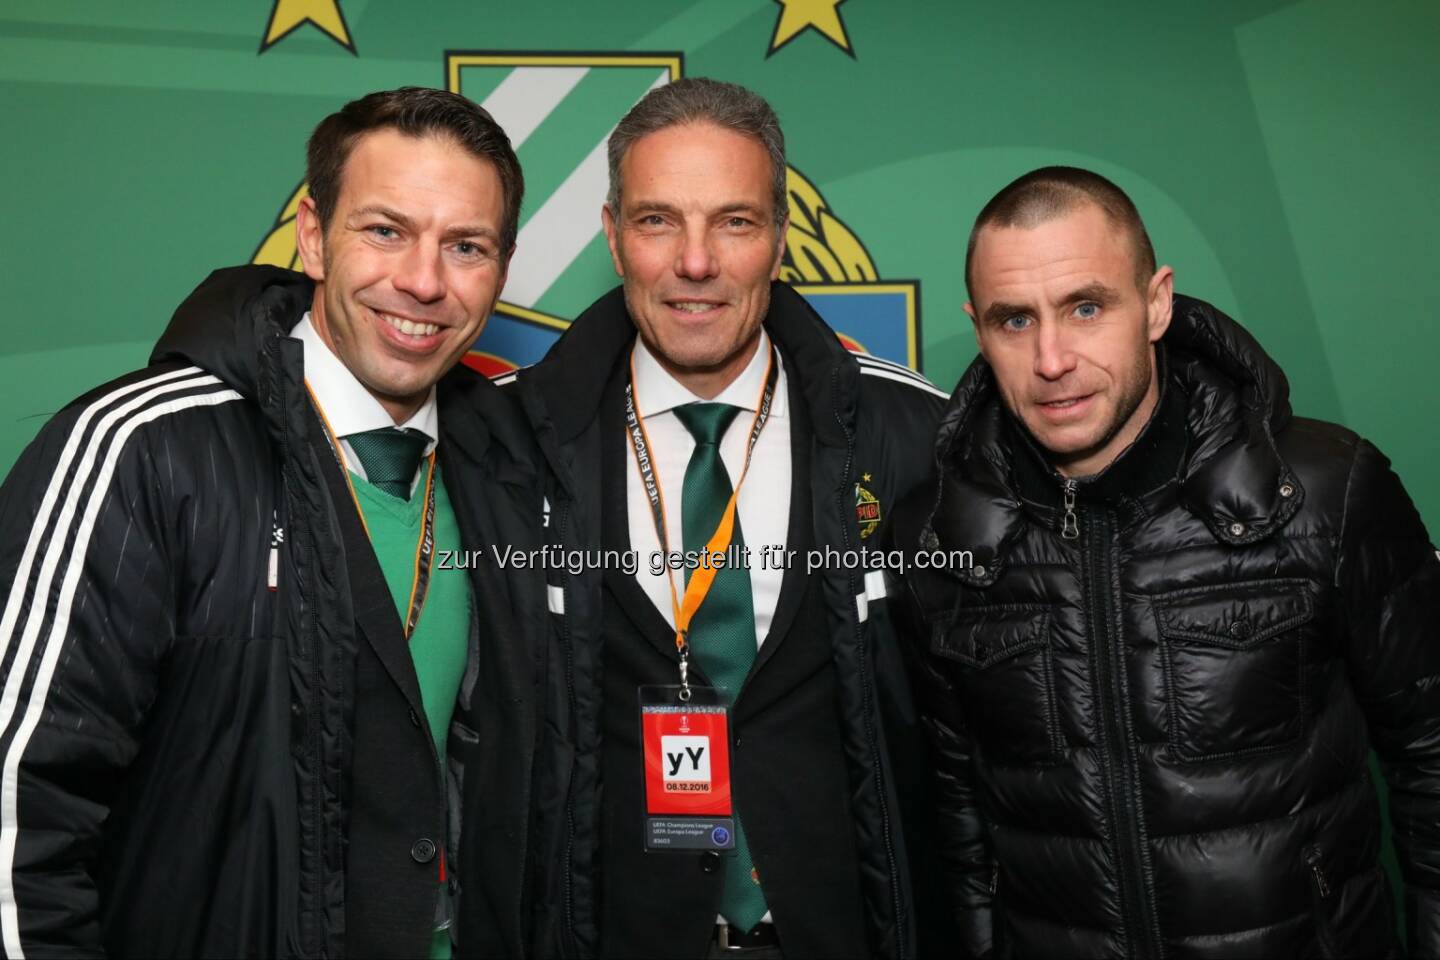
top-left (508, 79), bottom-right (946, 959)
top-left (4, 76), bottom-right (1437, 960)
top-left (898, 167), bottom-right (1440, 958)
top-left (0, 88), bottom-right (545, 956)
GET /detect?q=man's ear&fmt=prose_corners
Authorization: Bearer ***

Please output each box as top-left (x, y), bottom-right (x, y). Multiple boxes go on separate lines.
top-left (601, 203), bottom-right (624, 278)
top-left (295, 196), bottom-right (326, 283)
top-left (769, 216), bottom-right (790, 280)
top-left (965, 301), bottom-right (983, 351)
top-left (1146, 265), bottom-right (1175, 343)
top-left (496, 245), bottom-right (513, 299)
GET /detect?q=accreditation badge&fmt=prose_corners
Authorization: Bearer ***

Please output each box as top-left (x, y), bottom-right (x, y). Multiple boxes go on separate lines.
top-left (638, 685), bottom-right (736, 853)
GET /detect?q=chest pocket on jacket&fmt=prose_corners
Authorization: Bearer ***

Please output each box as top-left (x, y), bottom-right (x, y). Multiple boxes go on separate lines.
top-left (1155, 579), bottom-right (1314, 762)
top-left (931, 604), bottom-right (1059, 766)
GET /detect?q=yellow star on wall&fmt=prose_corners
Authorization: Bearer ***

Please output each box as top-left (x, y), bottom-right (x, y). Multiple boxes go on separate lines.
top-left (768, 0), bottom-right (854, 58)
top-left (259, 0), bottom-right (356, 55)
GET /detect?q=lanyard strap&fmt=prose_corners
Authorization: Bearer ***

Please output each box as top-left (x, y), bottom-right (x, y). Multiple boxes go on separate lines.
top-left (306, 382), bottom-right (439, 640)
top-left (402, 458), bottom-right (438, 639)
top-left (623, 342), bottom-right (778, 698)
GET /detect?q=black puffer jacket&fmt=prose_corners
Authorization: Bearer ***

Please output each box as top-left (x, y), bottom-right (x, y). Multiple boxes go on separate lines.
top-left (895, 295), bottom-right (1440, 958)
top-left (0, 266), bottom-right (547, 957)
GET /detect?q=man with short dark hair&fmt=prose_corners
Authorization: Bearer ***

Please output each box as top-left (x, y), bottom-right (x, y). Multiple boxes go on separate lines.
top-left (0, 87), bottom-right (546, 957)
top-left (507, 77), bottom-right (947, 959)
top-left (895, 165), bottom-right (1440, 957)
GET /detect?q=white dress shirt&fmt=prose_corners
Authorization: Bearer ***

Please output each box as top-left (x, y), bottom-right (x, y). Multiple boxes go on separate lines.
top-left (625, 329), bottom-right (791, 648)
top-left (293, 313), bottom-right (438, 492)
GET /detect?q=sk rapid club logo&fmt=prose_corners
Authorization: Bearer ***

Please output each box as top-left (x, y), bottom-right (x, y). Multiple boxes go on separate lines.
top-left (252, 51), bottom-right (922, 375)
top-left (855, 473), bottom-right (881, 540)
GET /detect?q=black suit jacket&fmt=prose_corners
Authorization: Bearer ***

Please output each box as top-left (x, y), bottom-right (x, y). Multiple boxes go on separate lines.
top-left (511, 284), bottom-right (948, 960)
top-left (595, 361), bottom-right (871, 959)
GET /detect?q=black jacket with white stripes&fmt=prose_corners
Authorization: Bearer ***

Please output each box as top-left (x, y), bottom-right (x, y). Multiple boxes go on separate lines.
top-left (502, 282), bottom-right (952, 958)
top-left (0, 265), bottom-right (549, 957)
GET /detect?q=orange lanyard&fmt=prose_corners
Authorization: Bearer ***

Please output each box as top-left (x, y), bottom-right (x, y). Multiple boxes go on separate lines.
top-left (307, 382), bottom-right (438, 639)
top-left (623, 344), bottom-right (778, 699)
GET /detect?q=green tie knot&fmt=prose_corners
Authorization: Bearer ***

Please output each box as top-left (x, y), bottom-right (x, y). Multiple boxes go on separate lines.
top-left (346, 427), bottom-right (429, 500)
top-left (674, 402), bottom-right (741, 448)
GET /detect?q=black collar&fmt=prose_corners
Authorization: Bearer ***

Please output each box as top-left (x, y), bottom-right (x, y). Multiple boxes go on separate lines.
top-left (1008, 347), bottom-right (1188, 510)
top-left (920, 296), bottom-right (1307, 590)
top-left (520, 281), bottom-right (864, 462)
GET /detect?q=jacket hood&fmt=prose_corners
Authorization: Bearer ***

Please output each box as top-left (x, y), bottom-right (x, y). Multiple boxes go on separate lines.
top-left (150, 264), bottom-right (315, 398)
top-left (924, 294), bottom-right (1305, 586)
top-left (149, 264), bottom-right (538, 479)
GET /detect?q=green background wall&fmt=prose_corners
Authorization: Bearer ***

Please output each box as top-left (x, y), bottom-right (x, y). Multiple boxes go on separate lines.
top-left (1, 0), bottom-right (1436, 932)
top-left (3, 1), bottom-right (1437, 532)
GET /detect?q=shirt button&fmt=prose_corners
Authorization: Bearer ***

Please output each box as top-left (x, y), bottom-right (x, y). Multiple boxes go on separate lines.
top-left (699, 851), bottom-right (721, 873)
top-left (412, 838), bottom-right (437, 864)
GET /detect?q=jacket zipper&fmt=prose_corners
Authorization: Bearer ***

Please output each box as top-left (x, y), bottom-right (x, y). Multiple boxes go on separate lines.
top-left (1305, 846), bottom-right (1331, 899)
top-left (989, 861), bottom-right (1002, 953)
top-left (1078, 499), bottom-right (1161, 958)
top-left (556, 500), bottom-right (580, 957)
top-left (1061, 478), bottom-right (1079, 540)
top-left (276, 361), bottom-right (330, 957)
top-left (1305, 845), bottom-right (1338, 957)
top-left (832, 372), bottom-right (908, 960)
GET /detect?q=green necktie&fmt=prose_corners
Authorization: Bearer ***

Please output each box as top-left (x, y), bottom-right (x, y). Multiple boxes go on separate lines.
top-left (346, 427), bottom-right (429, 500)
top-left (673, 402), bottom-right (770, 933)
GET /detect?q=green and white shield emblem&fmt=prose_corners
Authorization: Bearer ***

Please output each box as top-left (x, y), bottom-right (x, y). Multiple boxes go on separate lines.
top-left (253, 51), bottom-right (921, 376)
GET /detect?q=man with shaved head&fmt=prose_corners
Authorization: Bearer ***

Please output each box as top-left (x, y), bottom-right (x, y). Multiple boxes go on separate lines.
top-left (961, 170), bottom-right (1166, 482)
top-left (895, 166), bottom-right (1440, 958)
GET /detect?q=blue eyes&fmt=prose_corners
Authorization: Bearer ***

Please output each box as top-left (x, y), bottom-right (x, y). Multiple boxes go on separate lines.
top-left (998, 303), bottom-right (1100, 331)
top-left (366, 226), bottom-right (487, 260)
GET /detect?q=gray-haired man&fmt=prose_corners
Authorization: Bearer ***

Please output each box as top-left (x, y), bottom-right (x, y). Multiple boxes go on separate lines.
top-left (503, 78), bottom-right (947, 958)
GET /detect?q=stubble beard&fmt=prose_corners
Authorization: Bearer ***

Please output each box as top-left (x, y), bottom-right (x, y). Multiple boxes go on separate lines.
top-left (1050, 345), bottom-right (1156, 476)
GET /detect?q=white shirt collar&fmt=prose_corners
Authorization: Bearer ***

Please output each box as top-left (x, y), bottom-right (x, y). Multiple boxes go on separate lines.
top-left (292, 312), bottom-right (438, 446)
top-left (631, 327), bottom-right (787, 420)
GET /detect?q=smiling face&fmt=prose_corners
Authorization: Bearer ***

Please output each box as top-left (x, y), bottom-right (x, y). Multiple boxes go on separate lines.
top-left (295, 128), bottom-right (509, 422)
top-left (602, 121), bottom-right (786, 399)
top-left (965, 203), bottom-right (1174, 478)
